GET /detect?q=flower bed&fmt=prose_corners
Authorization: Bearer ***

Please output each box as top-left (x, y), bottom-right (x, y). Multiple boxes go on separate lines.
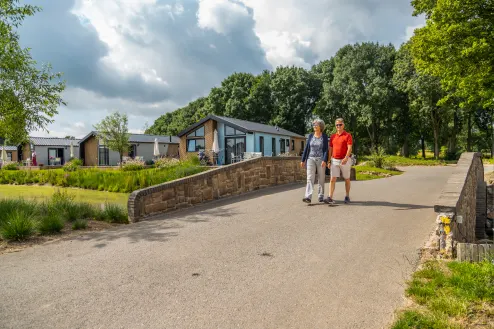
top-left (0, 158), bottom-right (208, 193)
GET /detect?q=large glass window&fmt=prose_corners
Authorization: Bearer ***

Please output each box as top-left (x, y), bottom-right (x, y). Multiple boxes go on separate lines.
top-left (186, 125), bottom-right (206, 152)
top-left (272, 138), bottom-right (276, 156)
top-left (225, 137), bottom-right (246, 164)
top-left (187, 139), bottom-right (205, 152)
top-left (187, 126), bottom-right (204, 137)
top-left (259, 136), bottom-right (264, 156)
top-left (7, 152), bottom-right (12, 162)
top-left (280, 139), bottom-right (286, 154)
top-left (99, 146), bottom-right (109, 166)
top-left (225, 125), bottom-right (245, 136)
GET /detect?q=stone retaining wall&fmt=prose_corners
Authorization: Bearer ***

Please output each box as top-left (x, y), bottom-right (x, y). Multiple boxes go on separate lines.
top-left (434, 153), bottom-right (485, 252)
top-left (128, 157), bottom-right (356, 222)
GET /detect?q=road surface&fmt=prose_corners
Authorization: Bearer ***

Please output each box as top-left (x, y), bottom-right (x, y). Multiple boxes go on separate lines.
top-left (0, 166), bottom-right (454, 329)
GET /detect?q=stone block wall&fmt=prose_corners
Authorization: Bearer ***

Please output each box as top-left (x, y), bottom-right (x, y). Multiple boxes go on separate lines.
top-left (434, 152), bottom-right (485, 248)
top-left (128, 157), bottom-right (307, 222)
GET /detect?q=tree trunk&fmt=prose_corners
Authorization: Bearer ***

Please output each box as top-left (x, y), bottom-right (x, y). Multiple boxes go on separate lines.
top-left (467, 113), bottom-right (472, 152)
top-left (491, 109), bottom-right (494, 158)
top-left (119, 153), bottom-right (123, 168)
top-left (433, 126), bottom-right (440, 160)
top-left (421, 135), bottom-right (426, 158)
top-left (448, 110), bottom-right (458, 158)
top-left (402, 135), bottom-right (410, 158)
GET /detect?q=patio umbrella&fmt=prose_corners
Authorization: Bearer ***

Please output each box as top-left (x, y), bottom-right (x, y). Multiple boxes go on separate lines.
top-left (0, 146), bottom-right (6, 162)
top-left (153, 138), bottom-right (160, 157)
top-left (70, 141), bottom-right (74, 158)
top-left (212, 129), bottom-right (220, 154)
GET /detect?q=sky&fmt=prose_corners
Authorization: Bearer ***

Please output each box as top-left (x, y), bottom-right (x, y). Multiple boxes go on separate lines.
top-left (18, 0), bottom-right (424, 138)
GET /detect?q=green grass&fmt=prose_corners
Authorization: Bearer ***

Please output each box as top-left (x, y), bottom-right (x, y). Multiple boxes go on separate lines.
top-left (361, 155), bottom-right (454, 167)
top-left (355, 166), bottom-right (402, 181)
top-left (0, 158), bottom-right (208, 193)
top-left (0, 185), bottom-right (129, 207)
top-left (0, 190), bottom-right (129, 241)
top-left (391, 260), bottom-right (494, 329)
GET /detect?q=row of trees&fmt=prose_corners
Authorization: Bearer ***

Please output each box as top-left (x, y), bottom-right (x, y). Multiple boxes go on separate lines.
top-left (148, 0), bottom-right (493, 160)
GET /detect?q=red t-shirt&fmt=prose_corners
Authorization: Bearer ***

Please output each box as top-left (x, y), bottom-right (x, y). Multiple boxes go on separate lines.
top-left (330, 131), bottom-right (353, 159)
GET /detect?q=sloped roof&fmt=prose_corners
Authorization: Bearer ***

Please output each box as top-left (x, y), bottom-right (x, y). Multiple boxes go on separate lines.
top-left (0, 146), bottom-right (17, 151)
top-left (79, 131), bottom-right (179, 144)
top-left (177, 115), bottom-right (305, 138)
top-left (29, 137), bottom-right (80, 147)
top-left (129, 134), bottom-right (180, 144)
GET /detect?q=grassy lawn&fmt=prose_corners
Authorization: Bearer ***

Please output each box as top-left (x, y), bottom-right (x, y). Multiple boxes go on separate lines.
top-left (392, 260), bottom-right (494, 329)
top-left (360, 155), bottom-right (455, 167)
top-left (0, 185), bottom-right (129, 206)
top-left (0, 190), bottom-right (128, 244)
top-left (355, 166), bottom-right (403, 181)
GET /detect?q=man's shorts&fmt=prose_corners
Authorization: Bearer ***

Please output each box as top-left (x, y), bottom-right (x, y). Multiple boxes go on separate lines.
top-left (330, 158), bottom-right (352, 179)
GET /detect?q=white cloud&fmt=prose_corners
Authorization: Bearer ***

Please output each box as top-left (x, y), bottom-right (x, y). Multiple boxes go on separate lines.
top-left (197, 0), bottom-right (251, 35)
top-left (20, 0), bottom-right (424, 139)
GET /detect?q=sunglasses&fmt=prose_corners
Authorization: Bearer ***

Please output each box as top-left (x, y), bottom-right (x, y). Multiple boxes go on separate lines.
top-left (336, 124), bottom-right (343, 127)
top-left (312, 124), bottom-right (319, 127)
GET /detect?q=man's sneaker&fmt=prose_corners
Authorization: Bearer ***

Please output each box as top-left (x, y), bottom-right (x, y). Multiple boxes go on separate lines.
top-left (344, 196), bottom-right (351, 204)
top-left (303, 197), bottom-right (312, 204)
top-left (318, 196), bottom-right (324, 203)
top-left (323, 197), bottom-right (335, 204)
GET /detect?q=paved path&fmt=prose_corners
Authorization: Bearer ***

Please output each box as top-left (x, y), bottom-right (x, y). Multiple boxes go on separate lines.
top-left (0, 166), bottom-right (454, 329)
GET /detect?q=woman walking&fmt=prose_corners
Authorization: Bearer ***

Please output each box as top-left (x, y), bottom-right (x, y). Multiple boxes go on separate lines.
top-left (300, 119), bottom-right (329, 203)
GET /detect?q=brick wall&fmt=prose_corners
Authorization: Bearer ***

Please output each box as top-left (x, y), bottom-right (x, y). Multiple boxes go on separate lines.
top-left (128, 157), bottom-right (307, 222)
top-left (179, 119), bottom-right (215, 160)
top-left (434, 152), bottom-right (485, 249)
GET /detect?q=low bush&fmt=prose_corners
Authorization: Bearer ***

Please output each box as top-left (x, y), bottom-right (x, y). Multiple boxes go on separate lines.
top-left (154, 157), bottom-right (180, 169)
top-left (38, 208), bottom-right (64, 234)
top-left (1, 162), bottom-right (19, 170)
top-left (0, 210), bottom-right (36, 241)
top-left (368, 147), bottom-right (387, 169)
top-left (122, 159), bottom-right (145, 171)
top-left (0, 193), bottom-right (128, 241)
top-left (101, 203), bottom-right (128, 224)
top-left (72, 219), bottom-right (87, 230)
top-left (0, 158), bottom-right (207, 193)
top-left (63, 158), bottom-right (83, 172)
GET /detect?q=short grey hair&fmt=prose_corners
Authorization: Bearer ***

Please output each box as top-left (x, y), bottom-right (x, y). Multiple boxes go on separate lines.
top-left (335, 118), bottom-right (344, 124)
top-left (312, 118), bottom-right (325, 131)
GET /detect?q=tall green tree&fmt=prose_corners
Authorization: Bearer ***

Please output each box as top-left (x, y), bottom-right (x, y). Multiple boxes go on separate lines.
top-left (328, 43), bottom-right (397, 152)
top-left (0, 0), bottom-right (66, 145)
top-left (393, 43), bottom-right (447, 159)
top-left (410, 0), bottom-right (494, 108)
top-left (270, 66), bottom-right (321, 135)
top-left (94, 112), bottom-right (130, 168)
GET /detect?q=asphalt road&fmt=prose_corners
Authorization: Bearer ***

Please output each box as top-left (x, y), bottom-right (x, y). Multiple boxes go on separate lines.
top-left (0, 166), bottom-right (454, 329)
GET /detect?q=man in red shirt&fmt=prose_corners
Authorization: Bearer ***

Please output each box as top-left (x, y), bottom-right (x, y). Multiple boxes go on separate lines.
top-left (324, 118), bottom-right (353, 204)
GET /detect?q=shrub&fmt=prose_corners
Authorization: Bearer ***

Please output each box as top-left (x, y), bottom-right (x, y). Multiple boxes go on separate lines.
top-left (0, 158), bottom-right (207, 193)
top-left (102, 203), bottom-right (128, 223)
top-left (38, 211), bottom-right (65, 234)
top-left (122, 159), bottom-right (145, 171)
top-left (0, 199), bottom-right (37, 225)
top-left (154, 157), bottom-right (180, 169)
top-left (51, 189), bottom-right (75, 210)
top-left (369, 147), bottom-right (387, 169)
top-left (63, 161), bottom-right (81, 172)
top-left (0, 210), bottom-right (36, 241)
top-left (1, 162), bottom-right (19, 170)
top-left (72, 219), bottom-right (87, 230)
top-left (145, 159), bottom-right (154, 166)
